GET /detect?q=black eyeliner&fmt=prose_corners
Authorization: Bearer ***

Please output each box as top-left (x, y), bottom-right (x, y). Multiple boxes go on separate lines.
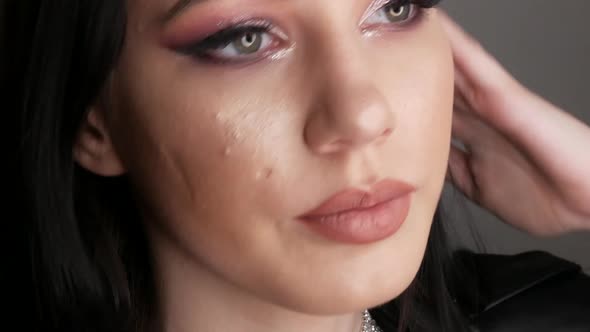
top-left (178, 0), bottom-right (443, 60)
top-left (178, 24), bottom-right (271, 56)
top-left (411, 0), bottom-right (443, 8)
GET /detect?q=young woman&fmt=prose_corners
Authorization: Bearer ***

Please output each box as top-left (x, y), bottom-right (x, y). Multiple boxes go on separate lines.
top-left (4, 0), bottom-right (590, 331)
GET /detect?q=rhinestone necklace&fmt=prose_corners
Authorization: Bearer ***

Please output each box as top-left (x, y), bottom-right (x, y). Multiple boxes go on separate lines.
top-left (361, 309), bottom-right (382, 332)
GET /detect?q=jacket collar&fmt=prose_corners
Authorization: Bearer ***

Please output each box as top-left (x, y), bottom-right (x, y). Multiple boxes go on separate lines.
top-left (454, 250), bottom-right (581, 317)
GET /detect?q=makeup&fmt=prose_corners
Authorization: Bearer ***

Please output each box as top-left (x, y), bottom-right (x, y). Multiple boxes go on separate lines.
top-left (298, 179), bottom-right (415, 244)
top-left (161, 0), bottom-right (442, 65)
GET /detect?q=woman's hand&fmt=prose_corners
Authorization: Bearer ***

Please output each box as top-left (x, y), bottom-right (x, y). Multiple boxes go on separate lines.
top-left (440, 12), bottom-right (590, 236)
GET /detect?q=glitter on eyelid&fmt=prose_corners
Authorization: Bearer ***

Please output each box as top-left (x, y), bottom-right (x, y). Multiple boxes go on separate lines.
top-left (361, 0), bottom-right (400, 23)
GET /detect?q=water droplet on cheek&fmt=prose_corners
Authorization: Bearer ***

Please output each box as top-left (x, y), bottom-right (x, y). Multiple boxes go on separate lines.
top-left (255, 168), bottom-right (273, 181)
top-left (231, 129), bottom-right (243, 142)
top-left (265, 168), bottom-right (273, 179)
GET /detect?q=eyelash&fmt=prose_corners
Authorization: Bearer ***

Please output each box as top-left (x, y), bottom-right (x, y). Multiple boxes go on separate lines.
top-left (179, 21), bottom-right (275, 56)
top-left (178, 0), bottom-right (442, 64)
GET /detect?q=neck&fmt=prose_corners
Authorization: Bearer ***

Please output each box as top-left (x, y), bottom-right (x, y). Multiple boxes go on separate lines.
top-left (150, 231), bottom-right (364, 332)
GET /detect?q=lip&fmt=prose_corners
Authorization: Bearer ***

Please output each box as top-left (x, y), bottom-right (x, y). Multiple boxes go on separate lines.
top-left (298, 179), bottom-right (415, 244)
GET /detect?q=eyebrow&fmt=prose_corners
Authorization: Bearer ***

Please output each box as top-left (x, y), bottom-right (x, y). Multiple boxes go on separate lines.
top-left (163, 0), bottom-right (204, 23)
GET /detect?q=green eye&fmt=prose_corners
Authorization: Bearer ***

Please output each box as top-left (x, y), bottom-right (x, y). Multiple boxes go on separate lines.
top-left (384, 4), bottom-right (412, 22)
top-left (232, 32), bottom-right (263, 54)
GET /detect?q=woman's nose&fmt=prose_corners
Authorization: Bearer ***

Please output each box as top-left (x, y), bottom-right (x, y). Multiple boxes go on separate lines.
top-left (303, 68), bottom-right (396, 155)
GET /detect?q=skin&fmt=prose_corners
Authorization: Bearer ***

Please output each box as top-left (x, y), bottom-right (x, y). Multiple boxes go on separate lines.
top-left (75, 0), bottom-right (454, 331)
top-left (441, 13), bottom-right (590, 236)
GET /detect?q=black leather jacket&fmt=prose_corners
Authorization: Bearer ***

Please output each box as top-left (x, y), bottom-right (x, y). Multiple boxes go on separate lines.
top-left (458, 251), bottom-right (590, 332)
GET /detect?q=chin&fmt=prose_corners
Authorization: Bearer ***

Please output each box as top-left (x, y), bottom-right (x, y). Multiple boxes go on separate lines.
top-left (292, 211), bottom-right (432, 315)
top-left (263, 240), bottom-right (427, 316)
top-left (272, 267), bottom-right (421, 316)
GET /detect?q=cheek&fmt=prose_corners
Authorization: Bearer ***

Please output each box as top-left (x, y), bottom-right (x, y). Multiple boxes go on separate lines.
top-left (109, 49), bottom-right (299, 258)
top-left (372, 26), bottom-right (454, 193)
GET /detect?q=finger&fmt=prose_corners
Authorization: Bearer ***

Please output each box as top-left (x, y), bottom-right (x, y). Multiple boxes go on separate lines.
top-left (455, 66), bottom-right (481, 113)
top-left (452, 94), bottom-right (508, 151)
top-left (447, 145), bottom-right (476, 201)
top-left (454, 67), bottom-right (474, 105)
top-left (453, 89), bottom-right (471, 115)
top-left (438, 11), bottom-right (514, 96)
top-left (452, 104), bottom-right (481, 146)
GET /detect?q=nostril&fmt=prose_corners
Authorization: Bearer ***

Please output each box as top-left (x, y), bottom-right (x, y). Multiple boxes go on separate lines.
top-left (372, 128), bottom-right (393, 146)
top-left (323, 139), bottom-right (350, 153)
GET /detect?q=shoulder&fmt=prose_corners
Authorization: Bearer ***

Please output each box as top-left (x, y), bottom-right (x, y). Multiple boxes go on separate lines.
top-left (454, 250), bottom-right (590, 332)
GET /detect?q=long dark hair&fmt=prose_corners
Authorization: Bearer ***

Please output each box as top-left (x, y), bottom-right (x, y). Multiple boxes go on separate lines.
top-left (4, 1), bottom-right (469, 331)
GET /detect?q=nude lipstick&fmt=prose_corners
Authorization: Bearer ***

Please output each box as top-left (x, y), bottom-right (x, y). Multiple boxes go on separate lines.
top-left (298, 179), bottom-right (415, 244)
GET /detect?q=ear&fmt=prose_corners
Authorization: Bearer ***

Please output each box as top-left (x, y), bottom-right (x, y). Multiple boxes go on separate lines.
top-left (73, 107), bottom-right (126, 176)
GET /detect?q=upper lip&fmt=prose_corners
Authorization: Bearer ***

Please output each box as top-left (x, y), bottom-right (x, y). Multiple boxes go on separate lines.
top-left (299, 178), bottom-right (416, 218)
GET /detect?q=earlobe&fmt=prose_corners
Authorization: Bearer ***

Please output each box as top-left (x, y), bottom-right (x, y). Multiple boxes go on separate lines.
top-left (73, 108), bottom-right (126, 177)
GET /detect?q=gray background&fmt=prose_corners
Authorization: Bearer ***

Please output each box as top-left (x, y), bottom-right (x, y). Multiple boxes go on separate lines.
top-left (441, 0), bottom-right (590, 272)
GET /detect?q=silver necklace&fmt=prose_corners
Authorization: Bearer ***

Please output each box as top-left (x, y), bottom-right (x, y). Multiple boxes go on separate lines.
top-left (361, 309), bottom-right (382, 332)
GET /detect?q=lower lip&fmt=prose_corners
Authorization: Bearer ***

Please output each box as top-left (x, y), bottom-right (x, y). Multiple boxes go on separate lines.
top-left (299, 193), bottom-right (412, 244)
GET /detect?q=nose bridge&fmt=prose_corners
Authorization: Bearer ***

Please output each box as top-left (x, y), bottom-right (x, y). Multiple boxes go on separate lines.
top-left (317, 26), bottom-right (371, 89)
top-left (304, 30), bottom-right (395, 155)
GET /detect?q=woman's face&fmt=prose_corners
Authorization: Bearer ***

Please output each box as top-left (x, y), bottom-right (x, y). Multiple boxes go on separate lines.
top-left (103, 0), bottom-right (453, 314)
